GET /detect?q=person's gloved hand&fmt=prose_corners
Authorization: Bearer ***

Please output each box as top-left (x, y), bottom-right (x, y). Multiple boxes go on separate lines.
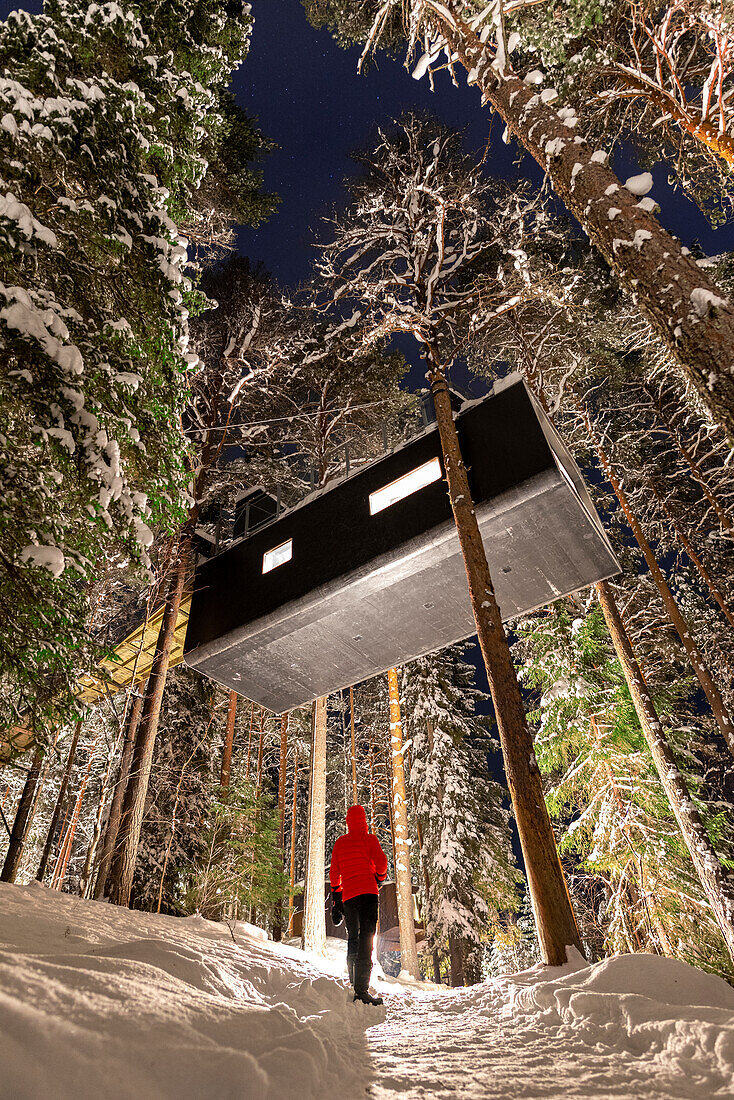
top-left (331, 890), bottom-right (344, 927)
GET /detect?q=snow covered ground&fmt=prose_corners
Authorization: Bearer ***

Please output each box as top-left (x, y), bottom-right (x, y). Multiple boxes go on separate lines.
top-left (0, 882), bottom-right (733, 1099)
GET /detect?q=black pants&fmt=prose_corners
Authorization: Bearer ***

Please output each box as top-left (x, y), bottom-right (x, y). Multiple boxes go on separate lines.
top-left (343, 893), bottom-right (378, 993)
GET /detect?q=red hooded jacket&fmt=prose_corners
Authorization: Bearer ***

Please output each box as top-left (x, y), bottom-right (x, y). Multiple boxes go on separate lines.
top-left (330, 805), bottom-right (388, 902)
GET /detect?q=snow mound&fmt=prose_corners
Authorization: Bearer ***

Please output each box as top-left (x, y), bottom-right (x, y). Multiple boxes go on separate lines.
top-left (484, 951), bottom-right (734, 1088)
top-left (0, 882), bottom-right (380, 1099)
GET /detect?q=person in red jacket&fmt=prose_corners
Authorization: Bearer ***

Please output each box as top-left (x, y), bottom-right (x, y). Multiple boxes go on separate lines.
top-left (330, 804), bottom-right (388, 1005)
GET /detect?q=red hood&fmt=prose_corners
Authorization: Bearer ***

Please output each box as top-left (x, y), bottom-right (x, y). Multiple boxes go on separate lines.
top-left (346, 804), bottom-right (368, 834)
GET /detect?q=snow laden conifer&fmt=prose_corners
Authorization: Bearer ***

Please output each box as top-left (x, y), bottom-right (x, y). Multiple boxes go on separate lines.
top-left (0, 0), bottom-right (270, 731)
top-left (517, 600), bottom-right (734, 977)
top-left (401, 645), bottom-right (521, 984)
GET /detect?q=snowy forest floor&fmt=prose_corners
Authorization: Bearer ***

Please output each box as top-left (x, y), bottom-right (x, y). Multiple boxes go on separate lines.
top-left (0, 884), bottom-right (733, 1099)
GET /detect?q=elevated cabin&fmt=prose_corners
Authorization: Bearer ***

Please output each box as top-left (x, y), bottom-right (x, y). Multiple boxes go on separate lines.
top-left (184, 375), bottom-right (619, 712)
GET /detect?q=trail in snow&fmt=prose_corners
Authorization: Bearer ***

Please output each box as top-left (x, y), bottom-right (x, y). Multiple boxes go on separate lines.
top-left (1, 882), bottom-right (733, 1099)
top-left (371, 983), bottom-right (732, 1099)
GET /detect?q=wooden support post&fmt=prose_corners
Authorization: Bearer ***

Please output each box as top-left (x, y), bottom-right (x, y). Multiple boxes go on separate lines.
top-left (387, 668), bottom-right (420, 979)
top-left (273, 712), bottom-right (289, 941)
top-left (288, 756), bottom-right (299, 936)
top-left (427, 365), bottom-right (582, 965)
top-left (349, 686), bottom-right (358, 804)
top-left (302, 696), bottom-right (327, 955)
top-left (220, 691), bottom-right (238, 792)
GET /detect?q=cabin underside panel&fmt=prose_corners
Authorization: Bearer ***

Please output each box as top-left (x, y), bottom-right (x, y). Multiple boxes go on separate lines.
top-left (184, 472), bottom-right (618, 712)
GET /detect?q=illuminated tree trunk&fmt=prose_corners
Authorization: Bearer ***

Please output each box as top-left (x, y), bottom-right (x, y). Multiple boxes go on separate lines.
top-left (428, 364), bottom-right (582, 966)
top-left (387, 668), bottom-right (420, 979)
top-left (254, 709), bottom-right (265, 797)
top-left (273, 712), bottom-right (289, 941)
top-left (412, 789), bottom-right (440, 983)
top-left (580, 406), bottom-right (734, 756)
top-left (108, 543), bottom-right (189, 907)
top-left (435, 10), bottom-right (734, 442)
top-left (1, 743), bottom-right (44, 882)
top-left (245, 702), bottom-right (255, 780)
top-left (93, 690), bottom-right (144, 899)
top-left (288, 755), bottom-right (299, 936)
top-left (349, 686), bottom-right (358, 803)
top-left (53, 735), bottom-right (98, 890)
top-left (37, 720), bottom-right (82, 883)
top-left (448, 936), bottom-right (464, 988)
top-left (80, 735), bottom-right (119, 897)
top-left (597, 579), bottom-right (734, 964)
top-left (302, 695), bottom-right (327, 955)
top-left (220, 691), bottom-right (238, 791)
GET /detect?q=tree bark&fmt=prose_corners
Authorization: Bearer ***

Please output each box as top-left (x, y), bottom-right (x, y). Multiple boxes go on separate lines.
top-left (597, 579), bottom-right (734, 963)
top-left (448, 935), bottom-right (465, 988)
top-left (220, 691), bottom-right (238, 791)
top-left (387, 668), bottom-right (421, 979)
top-left (273, 711), bottom-right (289, 941)
top-left (107, 542), bottom-right (189, 907)
top-left (288, 755), bottom-right (299, 936)
top-left (36, 720), bottom-right (82, 883)
top-left (302, 695), bottom-right (327, 955)
top-left (52, 734), bottom-right (98, 891)
top-left (80, 734), bottom-right (118, 897)
top-left (428, 365), bottom-right (583, 966)
top-left (434, 8), bottom-right (734, 442)
top-left (1, 743), bottom-right (44, 882)
top-left (349, 686), bottom-right (358, 804)
top-left (581, 405), bottom-right (734, 756)
top-left (93, 690), bottom-right (144, 899)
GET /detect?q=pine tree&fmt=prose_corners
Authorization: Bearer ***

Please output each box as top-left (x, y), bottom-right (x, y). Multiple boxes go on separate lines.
top-left (402, 645), bottom-right (521, 983)
top-left (0, 0), bottom-right (272, 730)
top-left (517, 600), bottom-right (734, 977)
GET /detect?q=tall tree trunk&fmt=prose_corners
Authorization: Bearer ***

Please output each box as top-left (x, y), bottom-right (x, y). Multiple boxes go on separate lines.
top-left (302, 695), bottom-right (327, 955)
top-left (288, 755), bottom-right (299, 936)
top-left (647, 477), bottom-right (734, 632)
top-left (37, 720), bottom-right (82, 882)
top-left (448, 935), bottom-right (464, 988)
top-left (412, 788), bottom-right (439, 983)
top-left (53, 735), bottom-right (98, 891)
top-left (220, 691), bottom-right (238, 791)
top-left (80, 734), bottom-right (119, 897)
top-left (1, 743), bottom-right (44, 882)
top-left (427, 363), bottom-right (582, 966)
top-left (254, 708), bottom-right (265, 798)
top-left (580, 405), bottom-right (734, 756)
top-left (596, 579), bottom-right (734, 963)
top-left (349, 686), bottom-right (358, 804)
top-left (245, 702), bottom-right (255, 780)
top-left (387, 667), bottom-right (420, 978)
top-left (107, 542), bottom-right (189, 907)
top-left (273, 712), bottom-right (289, 941)
top-left (433, 8), bottom-right (734, 441)
top-left (93, 690), bottom-right (144, 899)
top-left (368, 734), bottom-right (376, 833)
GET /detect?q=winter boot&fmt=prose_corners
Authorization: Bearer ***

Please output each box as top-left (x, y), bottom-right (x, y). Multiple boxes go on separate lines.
top-left (353, 958), bottom-right (383, 1006)
top-left (347, 955), bottom-right (356, 988)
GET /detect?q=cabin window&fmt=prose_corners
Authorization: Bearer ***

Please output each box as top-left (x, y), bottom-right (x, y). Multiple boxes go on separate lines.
top-left (263, 539), bottom-right (292, 574)
top-left (369, 457), bottom-right (442, 516)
